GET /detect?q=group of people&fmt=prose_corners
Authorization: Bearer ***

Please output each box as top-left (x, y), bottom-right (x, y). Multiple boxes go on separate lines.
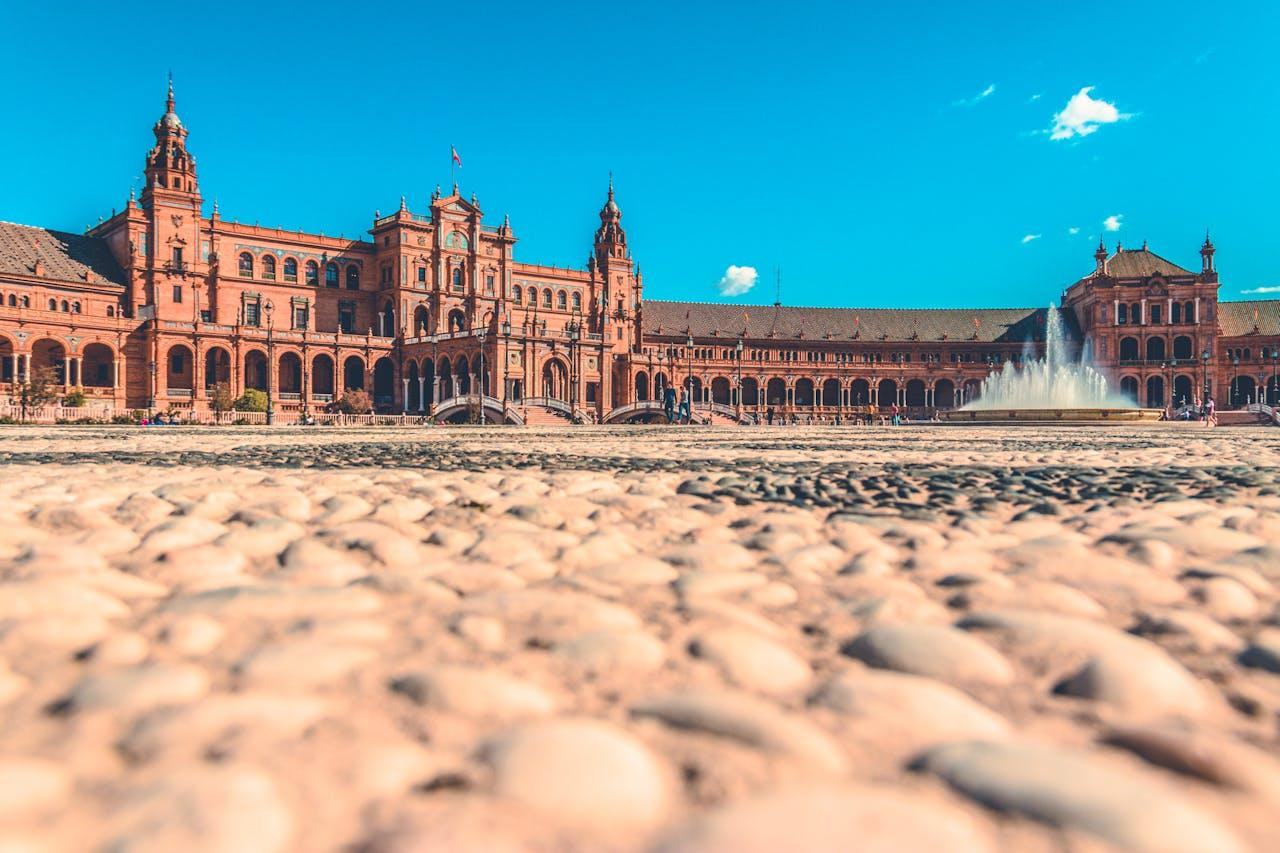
top-left (657, 384), bottom-right (930, 427)
top-left (662, 385), bottom-right (693, 423)
top-left (1164, 396), bottom-right (1217, 426)
top-left (140, 412), bottom-right (183, 426)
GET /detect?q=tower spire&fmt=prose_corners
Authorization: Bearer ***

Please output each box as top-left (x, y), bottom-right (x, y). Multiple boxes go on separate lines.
top-left (166, 70), bottom-right (175, 114)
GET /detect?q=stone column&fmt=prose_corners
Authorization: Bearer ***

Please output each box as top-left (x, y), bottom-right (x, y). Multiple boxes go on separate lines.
top-left (1114, 299), bottom-right (1120, 325)
top-left (74, 357), bottom-right (82, 387)
top-left (1166, 297), bottom-right (1172, 324)
top-left (1195, 297), bottom-right (1201, 324)
top-left (1140, 299), bottom-right (1147, 325)
top-left (113, 358), bottom-right (120, 389)
top-left (9, 354), bottom-right (17, 383)
top-left (63, 356), bottom-right (71, 389)
top-left (402, 378), bottom-right (409, 413)
top-left (417, 377), bottom-right (426, 412)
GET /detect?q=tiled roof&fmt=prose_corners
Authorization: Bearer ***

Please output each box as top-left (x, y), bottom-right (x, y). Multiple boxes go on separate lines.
top-left (0, 221), bottom-right (125, 286)
top-left (1219, 300), bottom-right (1280, 337)
top-left (644, 300), bottom-right (1072, 344)
top-left (1102, 248), bottom-right (1196, 279)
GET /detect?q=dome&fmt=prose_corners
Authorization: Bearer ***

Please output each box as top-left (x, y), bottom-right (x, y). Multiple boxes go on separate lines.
top-left (161, 110), bottom-right (182, 129)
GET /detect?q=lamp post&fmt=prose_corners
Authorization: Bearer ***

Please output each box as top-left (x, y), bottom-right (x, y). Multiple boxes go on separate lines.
top-left (1201, 348), bottom-right (1211, 403)
top-left (148, 359), bottom-right (157, 413)
top-left (1162, 360), bottom-right (1173, 410)
top-left (263, 300), bottom-right (276, 425)
top-left (735, 338), bottom-right (743, 417)
top-left (476, 318), bottom-right (488, 426)
top-left (686, 333), bottom-right (695, 421)
top-left (502, 315), bottom-right (511, 414)
top-left (568, 310), bottom-right (582, 418)
top-left (1231, 355), bottom-right (1240, 409)
top-left (656, 349), bottom-right (665, 401)
top-left (1270, 347), bottom-right (1279, 407)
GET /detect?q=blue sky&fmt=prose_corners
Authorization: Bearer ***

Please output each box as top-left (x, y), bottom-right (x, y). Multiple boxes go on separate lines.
top-left (2, 1), bottom-right (1278, 308)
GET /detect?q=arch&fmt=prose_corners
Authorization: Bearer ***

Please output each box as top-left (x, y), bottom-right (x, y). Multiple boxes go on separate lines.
top-left (346, 265), bottom-right (360, 290)
top-left (283, 257), bottom-right (298, 282)
top-left (1146, 336), bottom-right (1166, 361)
top-left (556, 290), bottom-right (567, 311)
top-left (106, 305), bottom-right (114, 317)
top-left (711, 376), bottom-right (731, 405)
top-left (82, 343), bottom-right (114, 388)
top-left (1145, 375), bottom-right (1165, 408)
top-left (1173, 375), bottom-right (1194, 408)
top-left (325, 262), bottom-right (339, 288)
top-left (456, 355), bottom-right (471, 395)
top-left (451, 267), bottom-right (464, 290)
top-left (381, 300), bottom-right (395, 337)
top-left (421, 358), bottom-right (436, 406)
top-left (572, 292), bottom-right (582, 312)
top-left (238, 252), bottom-right (254, 277)
top-left (1267, 375), bottom-right (1280, 406)
top-left (261, 255), bottom-right (277, 281)
top-left (542, 358), bottom-right (569, 401)
top-left (1119, 375), bottom-right (1139, 404)
top-left (1119, 336), bottom-right (1139, 362)
top-left (822, 377), bottom-right (841, 407)
top-left (342, 355), bottom-right (365, 391)
top-left (438, 357), bottom-right (453, 399)
top-left (794, 378), bottom-right (815, 406)
top-left (765, 377), bottom-right (786, 406)
top-left (635, 371), bottom-right (649, 401)
top-left (165, 343), bottom-right (194, 391)
top-left (305, 260), bottom-right (319, 285)
top-left (30, 338), bottom-right (67, 384)
top-left (278, 351), bottom-right (302, 394)
top-left (48, 298), bottom-right (56, 311)
top-left (244, 350), bottom-right (268, 392)
top-left (542, 288), bottom-right (553, 308)
top-left (905, 378), bottom-right (926, 407)
top-left (653, 372), bottom-right (669, 398)
top-left (448, 309), bottom-right (466, 333)
top-left (446, 231), bottom-right (470, 250)
top-left (0, 335), bottom-right (13, 383)
top-left (851, 378), bottom-right (872, 407)
top-left (373, 357), bottom-right (395, 406)
top-left (60, 300), bottom-right (69, 313)
top-left (513, 285), bottom-right (523, 305)
top-left (686, 376), bottom-right (703, 401)
top-left (203, 346), bottom-right (231, 390)
top-left (20, 295), bottom-right (29, 308)
top-left (934, 378), bottom-right (956, 409)
top-left (877, 378), bottom-right (897, 407)
top-left (1173, 335), bottom-right (1193, 360)
top-left (1230, 375), bottom-right (1256, 408)
top-left (312, 354), bottom-right (335, 397)
top-left (412, 304), bottom-right (430, 336)
top-left (5, 294), bottom-right (13, 307)
top-left (407, 361), bottom-right (421, 410)
top-left (741, 377), bottom-right (760, 406)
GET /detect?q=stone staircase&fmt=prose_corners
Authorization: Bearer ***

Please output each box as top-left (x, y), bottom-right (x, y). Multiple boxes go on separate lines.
top-left (520, 405), bottom-right (572, 426)
top-left (1216, 409), bottom-right (1271, 427)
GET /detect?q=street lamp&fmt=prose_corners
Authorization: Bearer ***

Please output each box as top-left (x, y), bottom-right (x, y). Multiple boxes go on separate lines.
top-left (686, 333), bottom-right (695, 420)
top-left (1270, 348), bottom-right (1279, 407)
top-left (148, 359), bottom-right (157, 413)
top-left (568, 310), bottom-right (583, 419)
top-left (1162, 360), bottom-right (1173, 410)
top-left (476, 314), bottom-right (489, 426)
top-left (501, 315), bottom-right (511, 413)
top-left (735, 338), bottom-right (743, 417)
top-left (1201, 348), bottom-right (1211, 403)
top-left (1231, 355), bottom-right (1240, 408)
top-left (264, 300), bottom-right (275, 425)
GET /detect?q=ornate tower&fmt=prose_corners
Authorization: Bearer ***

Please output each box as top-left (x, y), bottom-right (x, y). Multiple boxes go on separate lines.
top-left (143, 76), bottom-right (199, 199)
top-left (1094, 236), bottom-right (1108, 276)
top-left (591, 177), bottom-right (636, 336)
top-left (1200, 231), bottom-right (1216, 278)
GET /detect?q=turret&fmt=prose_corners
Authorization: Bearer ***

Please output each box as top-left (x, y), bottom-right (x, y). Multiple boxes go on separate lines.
top-left (1094, 237), bottom-right (1108, 275)
top-left (1201, 230), bottom-right (1216, 276)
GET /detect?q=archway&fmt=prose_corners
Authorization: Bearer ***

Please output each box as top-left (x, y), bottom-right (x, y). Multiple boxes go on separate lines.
top-left (653, 372), bottom-right (669, 399)
top-left (381, 301), bottom-right (396, 337)
top-left (421, 359), bottom-right (435, 406)
top-left (543, 358), bottom-right (568, 400)
top-left (851, 378), bottom-right (871, 407)
top-left (686, 376), bottom-right (703, 402)
top-left (0, 335), bottom-right (12, 383)
top-left (877, 379), bottom-right (897, 407)
top-left (1230, 375), bottom-right (1256, 408)
top-left (1173, 336), bottom-right (1193, 360)
top-left (166, 344), bottom-right (194, 392)
top-left (794, 378), bottom-right (814, 406)
top-left (412, 305), bottom-right (430, 336)
top-left (1119, 376), bottom-right (1139, 403)
top-left (1146, 375), bottom-right (1165, 408)
top-left (456, 355), bottom-right (471, 395)
top-left (204, 347), bottom-right (231, 390)
top-left (312, 354), bottom-right (335, 397)
top-left (635, 371), bottom-right (649, 402)
top-left (741, 377), bottom-right (759, 406)
top-left (373, 357), bottom-right (395, 406)
top-left (244, 350), bottom-right (268, 392)
top-left (278, 352), bottom-right (302, 395)
top-left (905, 379), bottom-right (926, 407)
top-left (934, 379), bottom-right (956, 409)
top-left (82, 343), bottom-right (114, 388)
top-left (406, 361), bottom-right (420, 410)
top-left (448, 309), bottom-right (466, 333)
top-left (1267, 376), bottom-right (1280, 406)
top-left (766, 377), bottom-right (786, 406)
top-left (1119, 337), bottom-right (1139, 362)
top-left (1146, 337), bottom-right (1166, 361)
top-left (822, 378), bottom-right (841, 407)
top-left (31, 339), bottom-right (67, 384)
top-left (438, 357), bottom-right (453, 399)
top-left (342, 355), bottom-right (365, 391)
top-left (711, 377), bottom-right (731, 405)
top-left (1173, 375), bottom-right (1194, 408)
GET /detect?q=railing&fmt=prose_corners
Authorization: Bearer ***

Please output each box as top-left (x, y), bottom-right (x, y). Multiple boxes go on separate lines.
top-left (166, 388), bottom-right (194, 397)
top-left (314, 393), bottom-right (333, 402)
top-left (522, 396), bottom-right (573, 415)
top-left (278, 392), bottom-right (302, 401)
top-left (1246, 403), bottom-right (1280, 425)
top-left (0, 403), bottom-right (118, 423)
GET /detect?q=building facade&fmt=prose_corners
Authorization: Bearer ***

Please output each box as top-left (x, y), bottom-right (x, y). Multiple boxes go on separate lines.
top-left (1, 85), bottom-right (1278, 423)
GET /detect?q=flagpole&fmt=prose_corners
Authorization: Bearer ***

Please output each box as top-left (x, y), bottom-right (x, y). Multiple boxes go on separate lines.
top-left (450, 143), bottom-right (455, 189)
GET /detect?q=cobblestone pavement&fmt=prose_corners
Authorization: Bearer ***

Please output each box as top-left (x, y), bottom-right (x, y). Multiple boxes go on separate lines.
top-left (2, 424), bottom-right (1279, 851)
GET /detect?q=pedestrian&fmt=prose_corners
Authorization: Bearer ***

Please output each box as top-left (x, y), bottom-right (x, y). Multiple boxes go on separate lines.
top-left (678, 387), bottom-right (690, 424)
top-left (891, 402), bottom-right (901, 426)
top-left (663, 384), bottom-right (676, 423)
top-left (1206, 396), bottom-right (1217, 427)
top-left (766, 405), bottom-right (774, 426)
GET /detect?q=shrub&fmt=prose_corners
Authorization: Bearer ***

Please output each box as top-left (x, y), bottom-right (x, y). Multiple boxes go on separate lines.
top-left (233, 389), bottom-right (269, 412)
top-left (336, 389), bottom-right (372, 414)
top-left (61, 390), bottom-right (88, 407)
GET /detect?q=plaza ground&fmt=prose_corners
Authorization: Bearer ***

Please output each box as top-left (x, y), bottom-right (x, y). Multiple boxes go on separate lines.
top-left (1, 424), bottom-right (1279, 851)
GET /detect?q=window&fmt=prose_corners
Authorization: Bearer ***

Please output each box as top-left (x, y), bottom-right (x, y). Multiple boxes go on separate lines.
top-left (171, 246), bottom-right (184, 269)
top-left (199, 310), bottom-right (211, 322)
top-left (283, 258), bottom-right (298, 282)
top-left (5, 294), bottom-right (13, 306)
top-left (201, 240), bottom-right (210, 262)
top-left (346, 265), bottom-right (360, 290)
top-left (61, 300), bottom-right (69, 312)
top-left (245, 300), bottom-right (261, 327)
top-left (106, 305), bottom-right (115, 317)
top-left (238, 252), bottom-right (254, 278)
top-left (48, 298), bottom-right (56, 310)
top-left (572, 292), bottom-right (581, 312)
top-left (486, 274), bottom-right (495, 294)
top-left (262, 256), bottom-right (277, 281)
top-left (451, 267), bottom-right (464, 291)
top-left (293, 305), bottom-right (308, 330)
top-left (1118, 303), bottom-right (1128, 324)
top-left (305, 261), bottom-right (318, 285)
top-left (417, 266), bottom-right (426, 284)
top-left (513, 285), bottom-right (523, 305)
top-left (170, 351), bottom-right (185, 373)
top-left (22, 296), bottom-right (29, 308)
top-left (1171, 302), bottom-right (1182, 324)
top-left (139, 232), bottom-right (148, 258)
top-left (173, 285), bottom-right (183, 303)
top-left (338, 300), bottom-right (356, 333)
top-left (72, 302), bottom-right (81, 313)
top-left (1150, 304), bottom-right (1161, 324)
top-left (543, 288), bottom-right (552, 308)
top-left (557, 291), bottom-right (567, 310)
top-left (446, 231), bottom-right (469, 249)
top-left (381, 264), bottom-right (391, 285)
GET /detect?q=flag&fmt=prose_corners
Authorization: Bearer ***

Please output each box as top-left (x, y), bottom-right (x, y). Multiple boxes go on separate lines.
top-left (451, 146), bottom-right (462, 168)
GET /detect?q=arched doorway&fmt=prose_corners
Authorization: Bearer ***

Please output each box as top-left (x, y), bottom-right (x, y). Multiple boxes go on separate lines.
top-left (635, 371), bottom-right (649, 401)
top-left (822, 378), bottom-right (841, 407)
top-left (1173, 336), bottom-right (1193, 360)
top-left (412, 305), bottom-right (430, 336)
top-left (766, 377), bottom-right (786, 406)
top-left (342, 355), bottom-right (365, 391)
top-left (934, 379), bottom-right (956, 409)
top-left (877, 379), bottom-right (897, 407)
top-left (448, 309), bottom-right (466, 333)
top-left (438, 358), bottom-right (452, 399)
top-left (653, 372), bottom-right (669, 399)
top-left (711, 377), bottom-right (731, 405)
top-left (31, 339), bottom-right (67, 384)
top-left (794, 378), bottom-right (814, 407)
top-left (741, 377), bottom-right (759, 406)
top-left (166, 344), bottom-right (194, 392)
top-left (1173, 375), bottom-right (1194, 408)
top-left (244, 350), bottom-right (268, 392)
top-left (1146, 375), bottom-right (1165, 408)
top-left (406, 361), bottom-right (420, 410)
top-left (1230, 375), bottom-right (1256, 408)
top-left (686, 376), bottom-right (703, 402)
top-left (455, 355), bottom-right (471, 395)
top-left (1120, 376), bottom-right (1139, 403)
top-left (1146, 337), bottom-right (1166, 361)
top-left (380, 301), bottom-right (396, 337)
top-left (204, 347), bottom-right (230, 390)
top-left (312, 354), bottom-right (335, 398)
top-left (905, 379), bottom-right (926, 407)
top-left (543, 358), bottom-right (568, 400)
top-left (373, 357), bottom-right (395, 407)
top-left (82, 343), bottom-right (114, 389)
top-left (422, 359), bottom-right (435, 406)
top-left (851, 378), bottom-right (871, 407)
top-left (278, 352), bottom-right (302, 395)
top-left (1119, 337), bottom-right (1139, 362)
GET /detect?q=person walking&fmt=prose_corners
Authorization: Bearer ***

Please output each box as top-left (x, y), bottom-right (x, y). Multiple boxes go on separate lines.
top-left (678, 386), bottom-right (691, 424)
top-left (766, 405), bottom-right (775, 426)
top-left (890, 402), bottom-right (901, 426)
top-left (1206, 396), bottom-right (1217, 427)
top-left (663, 384), bottom-right (676, 423)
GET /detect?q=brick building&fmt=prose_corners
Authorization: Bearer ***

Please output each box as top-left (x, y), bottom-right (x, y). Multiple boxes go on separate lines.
top-left (1, 85), bottom-right (1278, 423)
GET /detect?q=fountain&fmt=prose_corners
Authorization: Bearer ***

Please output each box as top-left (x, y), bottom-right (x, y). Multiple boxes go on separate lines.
top-left (939, 306), bottom-right (1162, 424)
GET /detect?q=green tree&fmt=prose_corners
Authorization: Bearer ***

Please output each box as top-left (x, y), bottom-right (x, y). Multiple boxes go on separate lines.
top-left (337, 389), bottom-right (372, 414)
top-left (18, 367), bottom-right (59, 422)
top-left (209, 382), bottom-right (235, 417)
top-left (233, 388), bottom-right (268, 412)
top-left (61, 389), bottom-right (88, 408)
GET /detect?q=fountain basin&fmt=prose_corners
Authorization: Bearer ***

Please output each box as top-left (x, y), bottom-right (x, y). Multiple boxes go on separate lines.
top-left (939, 408), bottom-right (1164, 424)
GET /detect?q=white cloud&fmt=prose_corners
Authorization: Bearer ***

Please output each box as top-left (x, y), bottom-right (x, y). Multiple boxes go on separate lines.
top-left (1067, 226), bottom-right (1081, 235)
top-left (1103, 214), bottom-right (1124, 231)
top-left (1021, 234), bottom-right (1042, 244)
top-left (953, 83), bottom-right (996, 107)
top-left (1242, 286), bottom-right (1280, 295)
top-left (1029, 93), bottom-right (1043, 102)
top-left (716, 265), bottom-right (758, 297)
top-left (1048, 87), bottom-right (1131, 140)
